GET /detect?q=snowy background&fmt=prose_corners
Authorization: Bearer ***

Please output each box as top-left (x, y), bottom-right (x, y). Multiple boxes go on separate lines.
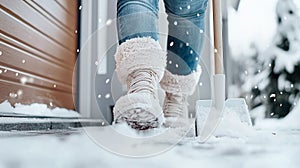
top-left (228, 0), bottom-right (300, 120)
top-left (228, 0), bottom-right (279, 58)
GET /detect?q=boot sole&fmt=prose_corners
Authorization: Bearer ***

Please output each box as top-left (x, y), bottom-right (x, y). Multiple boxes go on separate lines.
top-left (115, 108), bottom-right (159, 130)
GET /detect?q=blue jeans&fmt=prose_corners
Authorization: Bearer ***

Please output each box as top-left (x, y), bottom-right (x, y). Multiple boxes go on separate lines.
top-left (117, 0), bottom-right (208, 75)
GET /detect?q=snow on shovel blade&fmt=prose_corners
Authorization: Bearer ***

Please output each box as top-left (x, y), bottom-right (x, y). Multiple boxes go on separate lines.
top-left (224, 98), bottom-right (252, 126)
top-left (195, 100), bottom-right (223, 142)
top-left (195, 98), bottom-right (252, 142)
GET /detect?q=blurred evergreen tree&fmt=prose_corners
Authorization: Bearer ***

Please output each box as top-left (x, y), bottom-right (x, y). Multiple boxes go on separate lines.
top-left (250, 0), bottom-right (300, 118)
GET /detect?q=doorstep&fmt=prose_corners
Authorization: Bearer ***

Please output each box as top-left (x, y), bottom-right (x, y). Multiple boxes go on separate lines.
top-left (0, 115), bottom-right (106, 131)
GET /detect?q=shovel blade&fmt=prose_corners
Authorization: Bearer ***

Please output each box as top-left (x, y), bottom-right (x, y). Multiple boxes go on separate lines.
top-left (195, 98), bottom-right (252, 142)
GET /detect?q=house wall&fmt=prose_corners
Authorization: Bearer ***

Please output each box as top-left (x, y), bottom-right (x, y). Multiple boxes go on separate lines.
top-left (0, 0), bottom-right (78, 109)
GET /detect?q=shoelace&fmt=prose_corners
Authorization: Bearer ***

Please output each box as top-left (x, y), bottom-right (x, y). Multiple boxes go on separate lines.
top-left (127, 69), bottom-right (158, 98)
top-left (164, 92), bottom-right (188, 118)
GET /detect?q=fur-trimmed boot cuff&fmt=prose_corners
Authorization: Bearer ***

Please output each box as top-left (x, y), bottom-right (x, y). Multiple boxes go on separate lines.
top-left (115, 37), bottom-right (167, 84)
top-left (160, 65), bottom-right (202, 95)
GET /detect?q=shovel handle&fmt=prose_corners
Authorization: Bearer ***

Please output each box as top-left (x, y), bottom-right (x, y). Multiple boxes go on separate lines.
top-left (212, 0), bottom-right (224, 74)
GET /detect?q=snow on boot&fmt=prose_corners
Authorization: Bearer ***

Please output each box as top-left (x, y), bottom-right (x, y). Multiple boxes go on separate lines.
top-left (113, 37), bottom-right (167, 130)
top-left (160, 66), bottom-right (201, 130)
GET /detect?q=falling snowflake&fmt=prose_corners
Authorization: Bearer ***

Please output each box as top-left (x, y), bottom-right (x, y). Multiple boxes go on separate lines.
top-left (20, 77), bottom-right (27, 84)
top-left (170, 41), bottom-right (174, 47)
top-left (106, 19), bottom-right (112, 26)
top-left (105, 93), bottom-right (111, 99)
top-left (17, 90), bottom-right (23, 96)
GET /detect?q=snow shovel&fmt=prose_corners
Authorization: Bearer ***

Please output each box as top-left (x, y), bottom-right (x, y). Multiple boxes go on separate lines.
top-left (195, 0), bottom-right (252, 142)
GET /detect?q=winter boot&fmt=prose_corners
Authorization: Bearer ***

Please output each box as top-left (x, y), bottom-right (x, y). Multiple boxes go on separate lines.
top-left (113, 37), bottom-right (167, 130)
top-left (160, 66), bottom-right (201, 129)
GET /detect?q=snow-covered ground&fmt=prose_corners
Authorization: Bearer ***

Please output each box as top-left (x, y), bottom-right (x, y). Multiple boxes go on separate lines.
top-left (0, 127), bottom-right (299, 168)
top-left (0, 100), bottom-right (299, 168)
top-left (1, 102), bottom-right (300, 168)
top-left (0, 101), bottom-right (299, 168)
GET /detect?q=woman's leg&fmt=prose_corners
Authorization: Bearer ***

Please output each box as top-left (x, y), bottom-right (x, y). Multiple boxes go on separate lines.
top-left (117, 0), bottom-right (159, 44)
top-left (160, 0), bottom-right (208, 130)
top-left (163, 0), bottom-right (208, 75)
top-left (114, 0), bottom-right (167, 130)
